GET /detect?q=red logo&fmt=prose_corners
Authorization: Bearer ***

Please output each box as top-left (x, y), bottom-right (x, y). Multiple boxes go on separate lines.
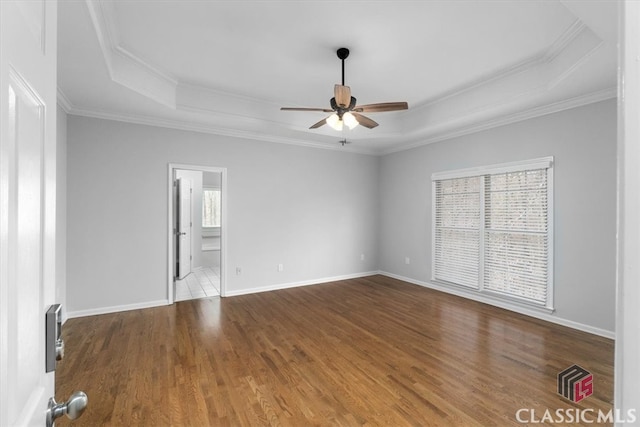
top-left (558, 365), bottom-right (593, 402)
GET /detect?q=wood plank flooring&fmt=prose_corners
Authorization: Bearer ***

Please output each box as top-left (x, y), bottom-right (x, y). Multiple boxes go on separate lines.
top-left (55, 275), bottom-right (613, 426)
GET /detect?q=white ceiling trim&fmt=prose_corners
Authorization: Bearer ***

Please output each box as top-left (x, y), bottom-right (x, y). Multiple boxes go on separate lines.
top-left (85, 0), bottom-right (178, 108)
top-left (175, 83), bottom-right (297, 129)
top-left (402, 20), bottom-right (603, 135)
top-left (55, 88), bottom-right (378, 155)
top-left (58, 85), bottom-right (615, 157)
top-left (383, 86), bottom-right (616, 155)
top-left (413, 19), bottom-right (588, 111)
top-left (56, 87), bottom-right (73, 113)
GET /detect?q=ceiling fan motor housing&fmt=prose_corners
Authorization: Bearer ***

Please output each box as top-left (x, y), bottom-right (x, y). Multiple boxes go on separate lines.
top-left (330, 96), bottom-right (357, 117)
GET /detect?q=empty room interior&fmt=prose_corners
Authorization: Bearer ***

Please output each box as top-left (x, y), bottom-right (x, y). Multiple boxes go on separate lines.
top-left (32, 0), bottom-right (639, 425)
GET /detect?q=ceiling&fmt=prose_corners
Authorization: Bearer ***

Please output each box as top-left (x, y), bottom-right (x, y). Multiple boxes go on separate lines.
top-left (57, 1), bottom-right (618, 155)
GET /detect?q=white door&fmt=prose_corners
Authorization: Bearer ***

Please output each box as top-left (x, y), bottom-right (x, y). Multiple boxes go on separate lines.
top-left (177, 178), bottom-right (192, 279)
top-left (1, 1), bottom-right (58, 426)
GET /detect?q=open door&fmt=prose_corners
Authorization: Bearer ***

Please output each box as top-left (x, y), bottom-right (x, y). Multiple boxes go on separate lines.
top-left (1, 2), bottom-right (86, 426)
top-left (176, 177), bottom-right (192, 280)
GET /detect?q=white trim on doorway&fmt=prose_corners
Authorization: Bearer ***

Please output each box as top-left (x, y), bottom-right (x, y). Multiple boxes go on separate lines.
top-left (168, 163), bottom-right (228, 303)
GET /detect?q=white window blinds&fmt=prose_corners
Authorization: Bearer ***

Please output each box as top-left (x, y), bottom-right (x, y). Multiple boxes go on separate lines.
top-left (434, 176), bottom-right (481, 288)
top-left (484, 169), bottom-right (549, 304)
top-left (432, 158), bottom-right (553, 308)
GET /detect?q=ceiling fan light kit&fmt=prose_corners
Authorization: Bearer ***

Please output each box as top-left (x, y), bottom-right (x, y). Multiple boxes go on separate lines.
top-left (327, 111), bottom-right (358, 131)
top-left (281, 47), bottom-right (408, 132)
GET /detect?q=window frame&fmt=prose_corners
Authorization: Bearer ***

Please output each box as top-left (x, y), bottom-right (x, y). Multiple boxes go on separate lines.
top-left (431, 157), bottom-right (554, 310)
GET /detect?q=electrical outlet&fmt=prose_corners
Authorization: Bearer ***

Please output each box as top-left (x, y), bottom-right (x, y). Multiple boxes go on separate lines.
top-left (236, 267), bottom-right (242, 275)
top-left (405, 257), bottom-right (410, 265)
top-left (278, 264), bottom-right (284, 272)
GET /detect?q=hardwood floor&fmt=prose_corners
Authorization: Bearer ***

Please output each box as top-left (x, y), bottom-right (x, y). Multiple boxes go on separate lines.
top-left (56, 275), bottom-right (613, 426)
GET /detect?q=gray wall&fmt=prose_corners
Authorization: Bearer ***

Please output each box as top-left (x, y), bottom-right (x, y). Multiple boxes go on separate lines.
top-left (65, 99), bottom-right (617, 334)
top-left (66, 117), bottom-right (379, 313)
top-left (379, 99), bottom-right (617, 334)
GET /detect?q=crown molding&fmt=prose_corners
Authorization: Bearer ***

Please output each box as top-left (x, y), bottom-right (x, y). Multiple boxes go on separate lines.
top-left (544, 19), bottom-right (587, 62)
top-left (61, 102), bottom-right (380, 156)
top-left (85, 0), bottom-right (177, 108)
top-left (412, 20), bottom-right (588, 112)
top-left (57, 88), bottom-right (72, 113)
top-left (59, 86), bottom-right (615, 158)
top-left (382, 86), bottom-right (616, 155)
top-left (401, 20), bottom-right (604, 139)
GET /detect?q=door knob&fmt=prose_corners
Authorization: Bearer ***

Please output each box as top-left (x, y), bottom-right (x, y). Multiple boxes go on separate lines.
top-left (46, 391), bottom-right (88, 427)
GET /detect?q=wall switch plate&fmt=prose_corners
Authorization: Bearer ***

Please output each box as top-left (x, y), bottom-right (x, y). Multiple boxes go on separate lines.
top-left (277, 264), bottom-right (284, 272)
top-left (405, 257), bottom-right (411, 265)
top-left (360, 254), bottom-right (365, 261)
top-left (236, 267), bottom-right (242, 275)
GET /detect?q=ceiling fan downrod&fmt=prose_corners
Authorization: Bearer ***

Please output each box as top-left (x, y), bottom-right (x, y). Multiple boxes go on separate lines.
top-left (337, 47), bottom-right (349, 86)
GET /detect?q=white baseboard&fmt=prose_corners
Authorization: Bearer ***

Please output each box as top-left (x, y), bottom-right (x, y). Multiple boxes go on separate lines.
top-left (378, 271), bottom-right (615, 340)
top-left (66, 299), bottom-right (170, 319)
top-left (224, 271), bottom-right (379, 297)
top-left (64, 272), bottom-right (615, 340)
top-left (65, 272), bottom-right (378, 318)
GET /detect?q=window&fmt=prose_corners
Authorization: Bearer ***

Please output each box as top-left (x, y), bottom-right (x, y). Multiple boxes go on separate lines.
top-left (202, 188), bottom-right (221, 228)
top-left (432, 157), bottom-right (553, 308)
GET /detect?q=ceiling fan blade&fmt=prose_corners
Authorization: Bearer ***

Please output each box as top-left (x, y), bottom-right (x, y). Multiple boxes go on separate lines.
top-left (334, 85), bottom-right (351, 107)
top-left (352, 112), bottom-right (378, 129)
top-left (309, 117), bottom-right (328, 129)
top-left (354, 102), bottom-right (408, 113)
top-left (281, 107), bottom-right (334, 112)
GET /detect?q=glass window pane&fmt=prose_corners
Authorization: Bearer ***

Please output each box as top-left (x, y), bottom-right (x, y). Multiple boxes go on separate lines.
top-left (203, 189), bottom-right (221, 227)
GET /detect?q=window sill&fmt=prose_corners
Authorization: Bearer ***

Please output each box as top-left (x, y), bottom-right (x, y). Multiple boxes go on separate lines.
top-left (431, 279), bottom-right (555, 314)
top-left (202, 227), bottom-right (221, 238)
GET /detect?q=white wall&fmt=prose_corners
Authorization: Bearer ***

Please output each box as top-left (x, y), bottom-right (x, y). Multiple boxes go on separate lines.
top-left (56, 105), bottom-right (67, 320)
top-left (379, 99), bottom-right (617, 335)
top-left (203, 171), bottom-right (221, 187)
top-left (66, 117), bottom-right (379, 314)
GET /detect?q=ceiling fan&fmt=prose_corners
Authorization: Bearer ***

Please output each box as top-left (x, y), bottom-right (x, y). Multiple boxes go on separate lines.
top-left (281, 48), bottom-right (408, 131)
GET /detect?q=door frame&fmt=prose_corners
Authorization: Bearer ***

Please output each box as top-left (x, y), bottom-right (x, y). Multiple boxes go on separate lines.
top-left (167, 163), bottom-right (227, 302)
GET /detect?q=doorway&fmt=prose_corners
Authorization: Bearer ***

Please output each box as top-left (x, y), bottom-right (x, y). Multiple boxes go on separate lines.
top-left (168, 164), bottom-right (227, 303)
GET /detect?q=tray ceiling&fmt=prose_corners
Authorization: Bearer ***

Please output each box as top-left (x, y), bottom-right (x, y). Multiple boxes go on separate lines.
top-left (57, 1), bottom-right (617, 154)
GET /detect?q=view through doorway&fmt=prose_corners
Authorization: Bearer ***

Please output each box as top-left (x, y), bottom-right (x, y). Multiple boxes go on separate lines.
top-left (168, 164), bottom-right (227, 303)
